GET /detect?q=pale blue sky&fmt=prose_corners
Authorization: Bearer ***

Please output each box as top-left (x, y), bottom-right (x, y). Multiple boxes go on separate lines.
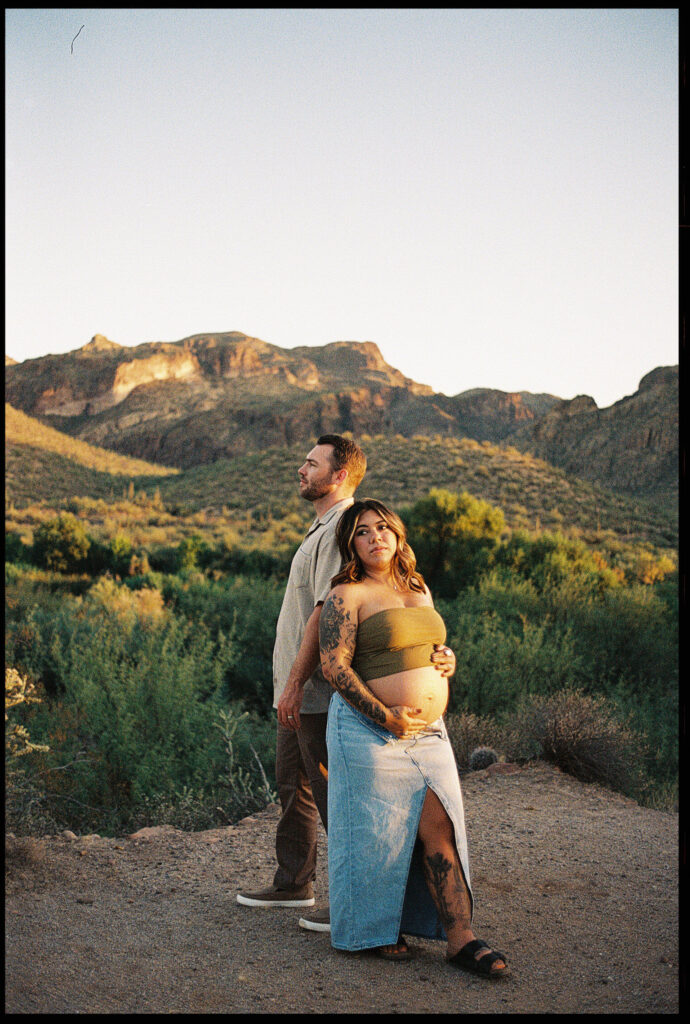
top-left (5, 8), bottom-right (678, 407)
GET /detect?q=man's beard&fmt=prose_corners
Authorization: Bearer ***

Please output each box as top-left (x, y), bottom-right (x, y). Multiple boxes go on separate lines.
top-left (299, 478), bottom-right (334, 503)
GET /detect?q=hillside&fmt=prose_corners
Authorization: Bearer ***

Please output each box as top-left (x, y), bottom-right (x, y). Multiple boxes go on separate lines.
top-left (5, 403), bottom-right (178, 508)
top-left (5, 422), bottom-right (677, 551)
top-left (155, 436), bottom-right (676, 547)
top-left (5, 404), bottom-right (178, 477)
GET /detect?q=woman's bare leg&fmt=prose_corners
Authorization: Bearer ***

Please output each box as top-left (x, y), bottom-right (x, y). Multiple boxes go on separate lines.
top-left (417, 788), bottom-right (506, 973)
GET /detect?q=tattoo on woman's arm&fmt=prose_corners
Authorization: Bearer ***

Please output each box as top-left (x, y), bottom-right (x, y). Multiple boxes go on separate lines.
top-left (320, 595), bottom-right (388, 726)
top-left (319, 595), bottom-right (354, 656)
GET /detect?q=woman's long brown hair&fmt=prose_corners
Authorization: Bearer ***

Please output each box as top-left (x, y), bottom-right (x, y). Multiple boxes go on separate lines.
top-left (331, 498), bottom-right (426, 593)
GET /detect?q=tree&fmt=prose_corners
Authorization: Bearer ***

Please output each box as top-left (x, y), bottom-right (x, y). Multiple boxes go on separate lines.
top-left (109, 532), bottom-right (133, 575)
top-left (177, 533), bottom-right (207, 571)
top-left (32, 513), bottom-right (90, 573)
top-left (402, 489), bottom-right (505, 596)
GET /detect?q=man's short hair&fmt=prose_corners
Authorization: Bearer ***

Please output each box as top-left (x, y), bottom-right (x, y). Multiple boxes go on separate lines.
top-left (317, 434), bottom-right (367, 492)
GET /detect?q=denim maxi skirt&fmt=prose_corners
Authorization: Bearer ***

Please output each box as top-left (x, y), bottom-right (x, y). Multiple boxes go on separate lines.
top-left (326, 691), bottom-right (473, 951)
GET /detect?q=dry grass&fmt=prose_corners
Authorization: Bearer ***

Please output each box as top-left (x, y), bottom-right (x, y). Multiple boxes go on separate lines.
top-left (5, 835), bottom-right (47, 873)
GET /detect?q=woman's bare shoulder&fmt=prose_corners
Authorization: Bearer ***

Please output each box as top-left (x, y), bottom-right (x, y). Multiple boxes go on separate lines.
top-left (325, 582), bottom-right (362, 609)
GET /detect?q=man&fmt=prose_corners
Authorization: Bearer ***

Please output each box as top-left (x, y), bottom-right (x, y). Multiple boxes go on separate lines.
top-left (237, 434), bottom-right (367, 931)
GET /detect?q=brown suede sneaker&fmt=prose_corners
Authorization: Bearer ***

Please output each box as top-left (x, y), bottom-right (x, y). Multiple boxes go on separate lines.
top-left (236, 885), bottom-right (315, 908)
top-left (298, 906), bottom-right (330, 932)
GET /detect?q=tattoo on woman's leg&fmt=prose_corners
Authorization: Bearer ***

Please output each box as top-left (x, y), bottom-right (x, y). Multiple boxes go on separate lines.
top-left (423, 851), bottom-right (471, 932)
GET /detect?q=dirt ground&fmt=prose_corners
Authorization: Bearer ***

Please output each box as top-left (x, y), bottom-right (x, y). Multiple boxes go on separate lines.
top-left (5, 762), bottom-right (678, 1015)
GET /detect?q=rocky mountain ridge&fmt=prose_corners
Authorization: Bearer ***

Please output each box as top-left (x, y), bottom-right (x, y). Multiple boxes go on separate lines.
top-left (5, 332), bottom-right (677, 503)
top-left (5, 333), bottom-right (433, 419)
top-left (510, 366), bottom-right (677, 501)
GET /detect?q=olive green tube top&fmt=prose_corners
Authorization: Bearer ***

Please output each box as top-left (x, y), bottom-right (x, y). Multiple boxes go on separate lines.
top-left (351, 606), bottom-right (447, 681)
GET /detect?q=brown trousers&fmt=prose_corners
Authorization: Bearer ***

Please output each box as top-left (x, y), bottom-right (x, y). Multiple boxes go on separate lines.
top-left (273, 712), bottom-right (329, 891)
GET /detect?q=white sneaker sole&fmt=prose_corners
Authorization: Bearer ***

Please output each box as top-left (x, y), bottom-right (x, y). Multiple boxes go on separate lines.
top-left (298, 917), bottom-right (331, 932)
top-left (236, 894), bottom-right (315, 908)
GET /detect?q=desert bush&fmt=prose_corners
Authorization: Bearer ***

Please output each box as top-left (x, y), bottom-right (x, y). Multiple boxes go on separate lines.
top-left (83, 534), bottom-right (114, 575)
top-left (127, 551), bottom-right (151, 576)
top-left (502, 690), bottom-right (647, 796)
top-left (5, 667), bottom-right (50, 760)
top-left (162, 574), bottom-right (284, 711)
top-left (85, 576), bottom-right (166, 629)
top-left (5, 770), bottom-right (59, 835)
top-left (611, 677), bottom-right (677, 802)
top-left (127, 705), bottom-right (277, 832)
top-left (32, 513), bottom-right (90, 572)
top-left (6, 667), bottom-right (54, 833)
top-left (445, 711), bottom-right (503, 771)
top-left (5, 532), bottom-right (30, 564)
top-left (19, 613), bottom-right (239, 834)
top-left (109, 532), bottom-right (133, 575)
top-left (177, 533), bottom-right (208, 571)
top-left (438, 567), bottom-right (676, 794)
top-left (494, 530), bottom-right (623, 594)
top-left (213, 706), bottom-right (277, 820)
top-left (147, 543), bottom-right (181, 574)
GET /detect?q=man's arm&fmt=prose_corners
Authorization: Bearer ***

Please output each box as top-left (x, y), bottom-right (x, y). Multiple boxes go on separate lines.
top-left (276, 603), bottom-right (323, 731)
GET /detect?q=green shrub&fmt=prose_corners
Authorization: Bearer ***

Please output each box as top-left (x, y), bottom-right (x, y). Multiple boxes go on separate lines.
top-left (402, 488), bottom-right (504, 595)
top-left (163, 574), bottom-right (284, 712)
top-left (544, 582), bottom-right (677, 697)
top-left (177, 533), bottom-right (207, 571)
top-left (213, 706), bottom-right (277, 820)
top-left (494, 529), bottom-right (623, 594)
top-left (5, 532), bottom-right (30, 565)
top-left (127, 706), bottom-right (277, 832)
top-left (445, 606), bottom-right (584, 717)
top-left (147, 544), bottom-right (181, 575)
top-left (6, 484), bottom-right (677, 822)
top-left (109, 532), bottom-right (133, 575)
top-left (32, 513), bottom-right (90, 572)
top-left (14, 605), bottom-right (237, 832)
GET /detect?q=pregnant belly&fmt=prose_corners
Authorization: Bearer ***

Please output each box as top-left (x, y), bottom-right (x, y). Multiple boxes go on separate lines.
top-left (367, 666), bottom-right (448, 725)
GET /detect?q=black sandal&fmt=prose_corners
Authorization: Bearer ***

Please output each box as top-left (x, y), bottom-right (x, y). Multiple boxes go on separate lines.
top-left (447, 938), bottom-right (509, 979)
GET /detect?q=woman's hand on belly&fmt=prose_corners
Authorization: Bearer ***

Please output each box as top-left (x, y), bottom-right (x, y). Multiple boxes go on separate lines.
top-left (368, 667), bottom-right (449, 728)
top-left (387, 705), bottom-right (429, 739)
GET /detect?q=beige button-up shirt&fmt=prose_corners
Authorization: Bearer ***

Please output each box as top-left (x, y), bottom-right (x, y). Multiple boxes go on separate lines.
top-left (272, 496), bottom-right (354, 713)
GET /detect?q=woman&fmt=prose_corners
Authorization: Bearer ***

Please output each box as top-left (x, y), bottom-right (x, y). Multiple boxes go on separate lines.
top-left (319, 498), bottom-right (508, 978)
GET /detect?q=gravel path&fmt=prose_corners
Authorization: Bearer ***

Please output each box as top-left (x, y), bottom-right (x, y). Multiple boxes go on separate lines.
top-left (5, 762), bottom-right (678, 1014)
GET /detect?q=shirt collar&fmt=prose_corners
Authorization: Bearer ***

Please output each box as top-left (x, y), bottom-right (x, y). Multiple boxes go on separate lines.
top-left (308, 496), bottom-right (354, 533)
